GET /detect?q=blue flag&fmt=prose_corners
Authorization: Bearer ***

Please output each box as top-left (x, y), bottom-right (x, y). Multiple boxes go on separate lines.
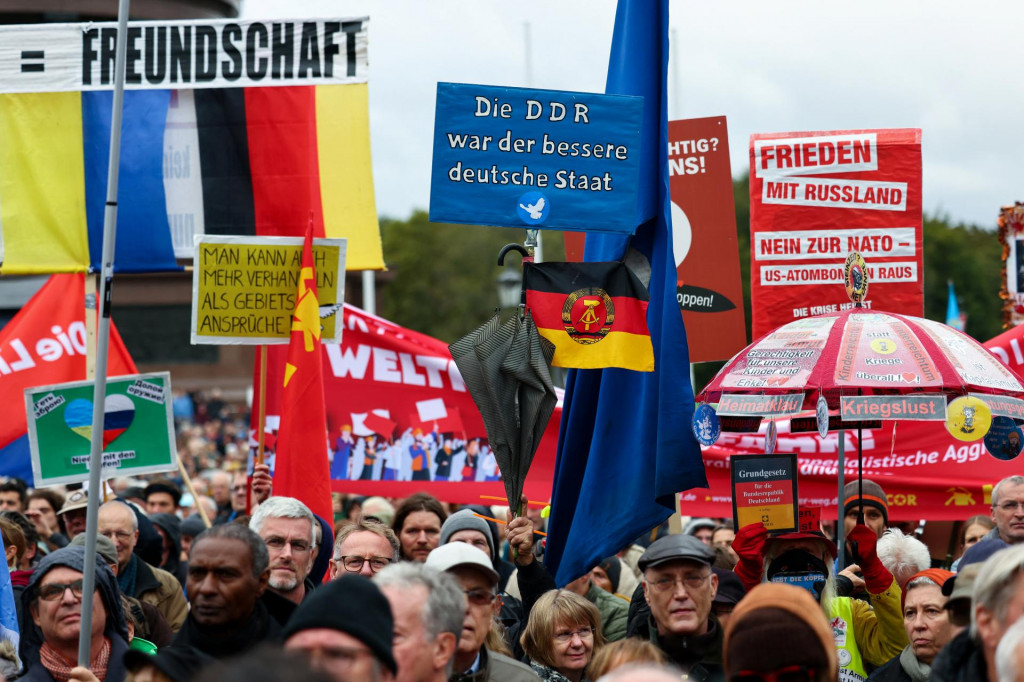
top-left (946, 280), bottom-right (965, 331)
top-left (0, 540), bottom-right (19, 652)
top-left (544, 0), bottom-right (708, 586)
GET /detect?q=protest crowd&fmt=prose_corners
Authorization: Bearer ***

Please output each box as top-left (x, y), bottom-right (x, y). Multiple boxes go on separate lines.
top-left (0, 391), bottom-right (1017, 682)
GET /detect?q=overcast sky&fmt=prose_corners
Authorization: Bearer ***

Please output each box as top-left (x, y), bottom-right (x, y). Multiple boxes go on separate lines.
top-left (242, 0), bottom-right (1021, 229)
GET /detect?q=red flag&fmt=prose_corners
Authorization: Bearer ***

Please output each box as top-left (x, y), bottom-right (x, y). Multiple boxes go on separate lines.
top-left (273, 226), bottom-right (333, 524)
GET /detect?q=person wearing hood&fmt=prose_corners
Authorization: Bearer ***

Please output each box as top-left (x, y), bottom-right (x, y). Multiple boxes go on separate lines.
top-left (149, 512), bottom-right (187, 589)
top-left (20, 545), bottom-right (130, 681)
top-left (723, 582), bottom-right (837, 682)
top-left (682, 519), bottom-right (716, 546)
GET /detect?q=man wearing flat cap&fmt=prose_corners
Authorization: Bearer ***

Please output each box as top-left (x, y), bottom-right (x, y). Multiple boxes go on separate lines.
top-left (283, 574), bottom-right (397, 682)
top-left (634, 534), bottom-right (723, 679)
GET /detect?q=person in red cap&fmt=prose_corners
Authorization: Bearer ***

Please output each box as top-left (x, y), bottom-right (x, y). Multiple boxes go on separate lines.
top-left (733, 509), bottom-right (906, 681)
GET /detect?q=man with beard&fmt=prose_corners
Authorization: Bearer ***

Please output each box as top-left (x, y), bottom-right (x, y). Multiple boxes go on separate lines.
top-left (250, 496), bottom-right (318, 621)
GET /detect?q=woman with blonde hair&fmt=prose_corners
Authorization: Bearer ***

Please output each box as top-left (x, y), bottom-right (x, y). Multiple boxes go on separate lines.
top-left (586, 638), bottom-right (666, 680)
top-left (521, 589), bottom-right (605, 682)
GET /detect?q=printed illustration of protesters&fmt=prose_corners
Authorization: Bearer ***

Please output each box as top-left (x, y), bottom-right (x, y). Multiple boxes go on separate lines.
top-left (409, 429), bottom-right (432, 481)
top-left (481, 445), bottom-right (501, 482)
top-left (359, 435), bottom-right (381, 480)
top-left (433, 438), bottom-right (464, 482)
top-left (330, 425), bottom-right (354, 480)
top-left (461, 438), bottom-right (480, 482)
top-left (378, 438), bottom-right (401, 481)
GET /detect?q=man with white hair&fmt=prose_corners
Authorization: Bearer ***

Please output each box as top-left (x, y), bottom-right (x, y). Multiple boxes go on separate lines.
top-left (931, 544), bottom-right (1024, 682)
top-left (374, 562), bottom-right (464, 682)
top-left (962, 475), bottom-right (1024, 567)
top-left (250, 496), bottom-right (318, 605)
top-left (995, 616), bottom-right (1024, 682)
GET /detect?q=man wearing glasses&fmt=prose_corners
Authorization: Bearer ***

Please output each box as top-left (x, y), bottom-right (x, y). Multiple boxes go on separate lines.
top-left (961, 475), bottom-right (1024, 567)
top-left (20, 545), bottom-right (131, 681)
top-left (250, 497), bottom-right (319, 606)
top-left (329, 520), bottom-right (400, 579)
top-left (636, 534), bottom-right (723, 678)
top-left (425, 543), bottom-right (539, 682)
top-left (97, 500), bottom-right (187, 632)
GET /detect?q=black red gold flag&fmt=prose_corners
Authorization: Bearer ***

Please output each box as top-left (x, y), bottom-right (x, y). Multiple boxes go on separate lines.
top-left (524, 261), bottom-right (653, 372)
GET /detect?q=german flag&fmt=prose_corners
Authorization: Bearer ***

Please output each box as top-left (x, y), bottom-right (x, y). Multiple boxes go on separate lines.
top-left (524, 261), bottom-right (654, 372)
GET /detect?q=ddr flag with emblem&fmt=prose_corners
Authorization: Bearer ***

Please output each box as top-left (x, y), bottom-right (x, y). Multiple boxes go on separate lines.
top-left (524, 260), bottom-right (653, 372)
top-left (274, 226), bottom-right (333, 525)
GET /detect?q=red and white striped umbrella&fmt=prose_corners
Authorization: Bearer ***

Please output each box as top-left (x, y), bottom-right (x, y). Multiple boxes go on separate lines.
top-left (697, 308), bottom-right (1024, 410)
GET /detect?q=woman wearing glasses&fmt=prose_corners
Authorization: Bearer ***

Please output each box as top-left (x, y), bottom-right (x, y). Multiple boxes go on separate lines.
top-left (521, 590), bottom-right (605, 682)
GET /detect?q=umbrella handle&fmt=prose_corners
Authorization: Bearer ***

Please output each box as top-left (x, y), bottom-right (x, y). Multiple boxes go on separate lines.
top-left (498, 243), bottom-right (529, 266)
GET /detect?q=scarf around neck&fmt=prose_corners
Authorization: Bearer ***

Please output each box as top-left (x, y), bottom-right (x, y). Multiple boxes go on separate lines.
top-left (899, 645), bottom-right (931, 682)
top-left (39, 637), bottom-right (110, 681)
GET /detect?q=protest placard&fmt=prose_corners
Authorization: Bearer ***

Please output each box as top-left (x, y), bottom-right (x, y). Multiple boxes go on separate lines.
top-left (430, 83), bottom-right (644, 233)
top-left (749, 129), bottom-right (922, 338)
top-left (731, 453), bottom-right (798, 532)
top-left (191, 235), bottom-right (346, 345)
top-left (668, 116), bottom-right (747, 362)
top-left (25, 372), bottom-right (175, 486)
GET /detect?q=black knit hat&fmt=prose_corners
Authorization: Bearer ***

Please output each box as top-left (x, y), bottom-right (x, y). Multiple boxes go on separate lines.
top-left (281, 575), bottom-right (396, 674)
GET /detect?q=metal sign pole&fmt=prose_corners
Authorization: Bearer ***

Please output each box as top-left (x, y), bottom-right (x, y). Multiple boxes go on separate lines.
top-left (78, 0), bottom-right (130, 666)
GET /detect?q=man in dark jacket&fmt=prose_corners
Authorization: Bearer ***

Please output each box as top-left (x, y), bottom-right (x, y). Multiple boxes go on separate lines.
top-left (172, 523), bottom-right (281, 658)
top-left (633, 535), bottom-right (723, 681)
top-left (19, 545), bottom-right (130, 681)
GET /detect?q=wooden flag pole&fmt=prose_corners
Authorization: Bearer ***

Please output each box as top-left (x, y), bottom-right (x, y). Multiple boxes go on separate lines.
top-left (248, 345), bottom-right (268, 515)
top-left (177, 458), bottom-right (212, 528)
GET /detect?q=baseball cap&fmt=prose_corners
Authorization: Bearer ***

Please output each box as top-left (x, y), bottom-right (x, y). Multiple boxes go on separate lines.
top-left (58, 489), bottom-right (88, 516)
top-left (943, 563), bottom-right (982, 603)
top-left (638, 534), bottom-right (715, 572)
top-left (424, 542), bottom-right (499, 584)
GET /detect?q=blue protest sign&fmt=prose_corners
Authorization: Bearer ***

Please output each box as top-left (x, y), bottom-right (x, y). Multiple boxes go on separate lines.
top-left (429, 83), bottom-right (644, 234)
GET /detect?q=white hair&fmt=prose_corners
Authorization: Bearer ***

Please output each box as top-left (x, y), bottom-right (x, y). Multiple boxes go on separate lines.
top-left (972, 545), bottom-right (1024, 637)
top-left (361, 496), bottom-right (396, 527)
top-left (876, 528), bottom-right (931, 588)
top-left (996, 616), bottom-right (1024, 682)
top-left (249, 496), bottom-right (316, 546)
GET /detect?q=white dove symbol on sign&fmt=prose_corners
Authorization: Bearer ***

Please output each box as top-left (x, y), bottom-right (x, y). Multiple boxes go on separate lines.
top-left (519, 197), bottom-right (546, 220)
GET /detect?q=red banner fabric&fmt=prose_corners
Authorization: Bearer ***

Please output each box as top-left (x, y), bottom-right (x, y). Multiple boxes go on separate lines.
top-left (272, 229), bottom-right (333, 524)
top-left (668, 116), bottom-right (748, 362)
top-left (748, 129), bottom-right (923, 339)
top-left (0, 274), bottom-right (137, 463)
top-left (251, 306), bottom-right (560, 505)
top-left (683, 326), bottom-right (1024, 522)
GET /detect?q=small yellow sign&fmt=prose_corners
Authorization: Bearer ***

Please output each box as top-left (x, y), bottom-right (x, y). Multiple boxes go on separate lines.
top-left (191, 236), bottom-right (347, 345)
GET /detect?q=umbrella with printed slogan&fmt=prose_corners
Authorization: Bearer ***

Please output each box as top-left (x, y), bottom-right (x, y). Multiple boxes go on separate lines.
top-left (696, 252), bottom-right (1024, 565)
top-left (449, 310), bottom-right (557, 511)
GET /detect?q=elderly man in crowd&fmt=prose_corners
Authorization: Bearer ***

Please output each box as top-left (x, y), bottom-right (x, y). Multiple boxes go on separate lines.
top-left (375, 563), bottom-right (464, 682)
top-left (425, 543), bottom-right (539, 682)
top-left (173, 523), bottom-right (281, 658)
top-left (625, 534), bottom-right (723, 678)
top-left (961, 475), bottom-right (1024, 566)
top-left (283, 574), bottom-right (397, 682)
top-left (330, 519), bottom-right (400, 579)
top-left (931, 544), bottom-right (1024, 682)
top-left (97, 500), bottom-right (187, 632)
top-left (19, 545), bottom-right (130, 681)
top-left (250, 496), bottom-right (319, 605)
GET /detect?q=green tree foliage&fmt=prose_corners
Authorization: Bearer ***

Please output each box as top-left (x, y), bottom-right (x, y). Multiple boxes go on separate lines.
top-left (378, 211), bottom-right (565, 343)
top-left (693, 175), bottom-right (1004, 392)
